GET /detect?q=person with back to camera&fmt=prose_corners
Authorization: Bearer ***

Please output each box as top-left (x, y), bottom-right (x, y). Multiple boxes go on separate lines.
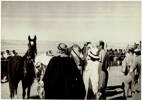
top-left (57, 43), bottom-right (69, 57)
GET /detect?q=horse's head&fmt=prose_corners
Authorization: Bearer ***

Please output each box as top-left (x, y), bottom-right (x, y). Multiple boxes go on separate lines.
top-left (28, 35), bottom-right (37, 52)
top-left (26, 35), bottom-right (37, 62)
top-left (70, 44), bottom-right (85, 68)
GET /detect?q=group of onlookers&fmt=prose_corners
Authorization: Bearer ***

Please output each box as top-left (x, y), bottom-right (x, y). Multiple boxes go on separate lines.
top-left (1, 50), bottom-right (18, 83)
top-left (1, 50), bottom-right (18, 59)
top-left (41, 40), bottom-right (109, 99)
top-left (106, 41), bottom-right (141, 67)
top-left (52, 41), bottom-right (141, 99)
top-left (107, 48), bottom-right (126, 66)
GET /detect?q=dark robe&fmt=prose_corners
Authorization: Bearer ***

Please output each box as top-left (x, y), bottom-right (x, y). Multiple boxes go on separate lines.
top-left (43, 56), bottom-right (85, 99)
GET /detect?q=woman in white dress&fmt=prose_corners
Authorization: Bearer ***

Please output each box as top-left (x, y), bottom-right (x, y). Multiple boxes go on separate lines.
top-left (83, 47), bottom-right (101, 99)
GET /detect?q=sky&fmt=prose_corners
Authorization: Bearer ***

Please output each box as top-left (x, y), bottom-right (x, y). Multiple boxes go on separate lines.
top-left (1, 1), bottom-right (141, 43)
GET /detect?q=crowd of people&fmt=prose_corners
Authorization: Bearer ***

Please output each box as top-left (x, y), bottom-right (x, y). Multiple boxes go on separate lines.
top-left (1, 50), bottom-right (18, 83)
top-left (41, 41), bottom-right (141, 99)
top-left (41, 41), bottom-right (109, 99)
top-left (1, 40), bottom-right (141, 99)
top-left (107, 48), bottom-right (126, 66)
top-left (1, 50), bottom-right (18, 59)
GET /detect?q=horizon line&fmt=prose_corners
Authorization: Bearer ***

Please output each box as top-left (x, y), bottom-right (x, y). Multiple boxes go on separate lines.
top-left (1, 39), bottom-right (137, 44)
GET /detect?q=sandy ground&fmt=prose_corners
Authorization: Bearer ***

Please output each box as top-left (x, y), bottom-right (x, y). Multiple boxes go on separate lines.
top-left (1, 66), bottom-right (141, 99)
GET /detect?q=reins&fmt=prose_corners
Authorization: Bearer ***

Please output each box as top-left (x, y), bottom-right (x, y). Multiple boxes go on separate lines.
top-left (71, 47), bottom-right (85, 76)
top-left (71, 48), bottom-right (82, 61)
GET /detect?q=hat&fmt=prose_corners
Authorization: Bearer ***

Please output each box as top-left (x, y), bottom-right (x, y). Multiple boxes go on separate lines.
top-left (88, 48), bottom-right (99, 59)
top-left (134, 48), bottom-right (140, 52)
top-left (57, 43), bottom-right (68, 55)
top-left (57, 43), bottom-right (68, 51)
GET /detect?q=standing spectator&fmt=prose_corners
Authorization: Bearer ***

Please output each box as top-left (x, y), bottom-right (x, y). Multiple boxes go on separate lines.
top-left (114, 49), bottom-right (118, 65)
top-left (5, 50), bottom-right (11, 58)
top-left (97, 41), bottom-right (109, 97)
top-left (121, 46), bottom-right (135, 97)
top-left (130, 48), bottom-right (141, 93)
top-left (83, 47), bottom-right (101, 99)
top-left (12, 50), bottom-right (18, 56)
top-left (1, 51), bottom-right (5, 60)
top-left (57, 43), bottom-right (69, 57)
top-left (82, 42), bottom-right (92, 62)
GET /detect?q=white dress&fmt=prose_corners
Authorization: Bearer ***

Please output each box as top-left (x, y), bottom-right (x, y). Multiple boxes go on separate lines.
top-left (83, 59), bottom-right (100, 96)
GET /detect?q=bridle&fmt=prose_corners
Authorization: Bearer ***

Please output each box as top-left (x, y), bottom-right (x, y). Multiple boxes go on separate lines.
top-left (23, 43), bottom-right (36, 77)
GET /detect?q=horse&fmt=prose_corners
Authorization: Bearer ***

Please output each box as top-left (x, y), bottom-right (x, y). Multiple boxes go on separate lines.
top-left (34, 53), bottom-right (53, 98)
top-left (43, 44), bottom-right (85, 99)
top-left (70, 44), bottom-right (87, 75)
top-left (8, 35), bottom-right (37, 99)
top-left (121, 52), bottom-right (135, 99)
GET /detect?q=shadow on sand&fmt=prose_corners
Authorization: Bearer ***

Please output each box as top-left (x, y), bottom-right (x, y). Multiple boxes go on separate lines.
top-left (109, 96), bottom-right (125, 100)
top-left (87, 85), bottom-right (125, 99)
top-left (104, 85), bottom-right (125, 100)
top-left (29, 95), bottom-right (40, 99)
top-left (29, 85), bottom-right (126, 99)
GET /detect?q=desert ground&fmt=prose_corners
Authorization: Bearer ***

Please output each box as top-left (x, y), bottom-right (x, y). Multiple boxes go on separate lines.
top-left (1, 66), bottom-right (141, 100)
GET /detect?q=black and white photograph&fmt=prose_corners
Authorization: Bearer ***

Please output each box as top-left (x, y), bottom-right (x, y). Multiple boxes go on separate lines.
top-left (1, 1), bottom-right (141, 99)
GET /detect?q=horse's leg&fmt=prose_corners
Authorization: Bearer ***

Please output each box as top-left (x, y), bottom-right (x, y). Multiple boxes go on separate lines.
top-left (129, 81), bottom-right (133, 97)
top-left (22, 81), bottom-right (26, 99)
top-left (13, 89), bottom-right (18, 99)
top-left (14, 83), bottom-right (19, 99)
top-left (131, 78), bottom-right (136, 94)
top-left (10, 89), bottom-right (14, 99)
top-left (124, 82), bottom-right (129, 98)
top-left (10, 84), bottom-right (17, 99)
top-left (27, 85), bottom-right (32, 99)
top-left (9, 80), bottom-right (14, 99)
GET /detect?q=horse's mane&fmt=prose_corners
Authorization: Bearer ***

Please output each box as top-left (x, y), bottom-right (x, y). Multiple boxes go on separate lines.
top-left (23, 46), bottom-right (37, 62)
